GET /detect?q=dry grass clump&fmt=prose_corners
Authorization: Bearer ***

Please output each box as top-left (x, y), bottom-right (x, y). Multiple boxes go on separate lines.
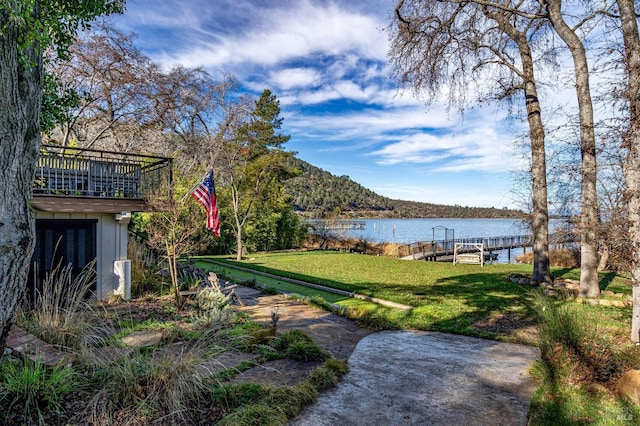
top-left (303, 234), bottom-right (400, 257)
top-left (516, 248), bottom-right (580, 268)
top-left (18, 259), bottom-right (108, 349)
top-left (83, 342), bottom-right (213, 425)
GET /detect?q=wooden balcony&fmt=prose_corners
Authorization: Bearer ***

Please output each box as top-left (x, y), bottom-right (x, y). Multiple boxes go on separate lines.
top-left (32, 145), bottom-right (172, 213)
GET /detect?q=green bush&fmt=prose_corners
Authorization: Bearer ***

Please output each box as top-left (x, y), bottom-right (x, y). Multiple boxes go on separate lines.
top-left (212, 382), bottom-right (269, 410)
top-left (265, 383), bottom-right (318, 417)
top-left (193, 285), bottom-right (234, 327)
top-left (217, 403), bottom-right (287, 426)
top-left (273, 330), bottom-right (329, 361)
top-left (0, 357), bottom-right (79, 422)
top-left (308, 359), bottom-right (349, 391)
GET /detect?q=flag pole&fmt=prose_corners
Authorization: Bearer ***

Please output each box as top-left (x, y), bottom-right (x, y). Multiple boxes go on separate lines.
top-left (181, 169), bottom-right (212, 203)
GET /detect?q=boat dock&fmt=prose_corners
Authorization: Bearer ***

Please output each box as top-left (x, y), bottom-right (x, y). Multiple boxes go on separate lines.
top-left (305, 220), bottom-right (367, 231)
top-left (398, 235), bottom-right (532, 262)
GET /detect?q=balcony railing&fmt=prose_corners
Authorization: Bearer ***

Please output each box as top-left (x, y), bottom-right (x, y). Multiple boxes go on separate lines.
top-left (33, 145), bottom-right (172, 200)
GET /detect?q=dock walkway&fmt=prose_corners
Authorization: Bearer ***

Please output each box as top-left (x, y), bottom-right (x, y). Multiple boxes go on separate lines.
top-left (399, 235), bottom-right (532, 261)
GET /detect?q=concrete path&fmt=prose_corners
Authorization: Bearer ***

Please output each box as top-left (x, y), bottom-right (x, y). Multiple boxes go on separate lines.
top-left (290, 330), bottom-right (540, 426)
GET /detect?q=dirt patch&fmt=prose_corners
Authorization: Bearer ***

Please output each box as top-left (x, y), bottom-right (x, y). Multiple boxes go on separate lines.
top-left (233, 359), bottom-right (324, 387)
top-left (472, 312), bottom-right (539, 344)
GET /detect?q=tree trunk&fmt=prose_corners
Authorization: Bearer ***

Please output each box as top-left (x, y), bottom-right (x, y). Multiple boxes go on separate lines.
top-left (616, 0), bottom-right (640, 342)
top-left (165, 242), bottom-right (182, 308)
top-left (525, 78), bottom-right (552, 284)
top-left (546, 0), bottom-right (600, 297)
top-left (597, 246), bottom-right (609, 272)
top-left (236, 227), bottom-right (243, 261)
top-left (488, 8), bottom-right (552, 283)
top-left (0, 8), bottom-right (43, 353)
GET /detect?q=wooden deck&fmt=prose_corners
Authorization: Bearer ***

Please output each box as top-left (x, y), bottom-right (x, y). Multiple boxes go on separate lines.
top-left (399, 235), bottom-right (532, 262)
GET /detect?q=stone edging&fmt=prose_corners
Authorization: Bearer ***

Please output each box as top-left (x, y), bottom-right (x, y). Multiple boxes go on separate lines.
top-left (200, 259), bottom-right (413, 311)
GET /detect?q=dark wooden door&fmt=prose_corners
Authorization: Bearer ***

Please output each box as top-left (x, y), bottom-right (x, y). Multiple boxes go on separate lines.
top-left (28, 219), bottom-right (97, 304)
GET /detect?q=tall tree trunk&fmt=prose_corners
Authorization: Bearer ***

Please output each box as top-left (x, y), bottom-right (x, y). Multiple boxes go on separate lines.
top-left (523, 65), bottom-right (552, 284)
top-left (616, 0), bottom-right (640, 342)
top-left (545, 0), bottom-right (600, 297)
top-left (487, 7), bottom-right (552, 283)
top-left (0, 7), bottom-right (42, 352)
top-left (236, 226), bottom-right (243, 261)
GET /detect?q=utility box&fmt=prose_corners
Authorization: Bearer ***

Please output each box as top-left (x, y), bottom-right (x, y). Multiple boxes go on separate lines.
top-left (114, 259), bottom-right (131, 300)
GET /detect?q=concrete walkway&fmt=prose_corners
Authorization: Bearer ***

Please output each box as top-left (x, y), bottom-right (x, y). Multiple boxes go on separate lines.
top-left (290, 330), bottom-right (540, 426)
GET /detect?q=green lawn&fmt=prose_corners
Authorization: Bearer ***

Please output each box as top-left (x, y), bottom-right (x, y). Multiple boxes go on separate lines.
top-left (195, 251), bottom-right (634, 336)
top-left (196, 251), bottom-right (589, 341)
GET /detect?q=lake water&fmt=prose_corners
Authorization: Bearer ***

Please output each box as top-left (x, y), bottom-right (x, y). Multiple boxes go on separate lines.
top-left (317, 217), bottom-right (568, 264)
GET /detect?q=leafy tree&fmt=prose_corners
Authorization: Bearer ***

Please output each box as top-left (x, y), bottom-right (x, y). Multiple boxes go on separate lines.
top-left (217, 89), bottom-right (295, 260)
top-left (0, 0), bottom-right (124, 355)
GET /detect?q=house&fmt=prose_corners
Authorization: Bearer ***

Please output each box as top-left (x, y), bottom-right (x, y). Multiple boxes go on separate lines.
top-left (30, 144), bottom-right (172, 301)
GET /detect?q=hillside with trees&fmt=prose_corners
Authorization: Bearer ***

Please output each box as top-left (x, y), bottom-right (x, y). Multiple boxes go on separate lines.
top-left (285, 158), bottom-right (522, 219)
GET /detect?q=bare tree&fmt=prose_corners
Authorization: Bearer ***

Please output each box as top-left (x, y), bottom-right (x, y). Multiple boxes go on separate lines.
top-left (146, 197), bottom-right (212, 308)
top-left (542, 0), bottom-right (600, 297)
top-left (155, 72), bottom-right (237, 171)
top-left (46, 21), bottom-right (231, 160)
top-left (389, 0), bottom-right (553, 282)
top-left (46, 21), bottom-right (158, 152)
top-left (613, 0), bottom-right (640, 342)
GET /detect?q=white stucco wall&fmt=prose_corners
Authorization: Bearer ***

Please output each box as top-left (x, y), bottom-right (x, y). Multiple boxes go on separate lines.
top-left (34, 211), bottom-right (131, 300)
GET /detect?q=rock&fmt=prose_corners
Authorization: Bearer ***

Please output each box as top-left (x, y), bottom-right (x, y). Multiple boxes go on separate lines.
top-left (617, 370), bottom-right (640, 404)
top-left (563, 279), bottom-right (580, 291)
top-left (121, 330), bottom-right (163, 348)
top-left (587, 383), bottom-right (610, 396)
top-left (505, 274), bottom-right (534, 286)
top-left (543, 289), bottom-right (558, 297)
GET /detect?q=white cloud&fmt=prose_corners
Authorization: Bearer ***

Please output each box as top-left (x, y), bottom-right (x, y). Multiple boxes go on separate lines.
top-left (151, 0), bottom-right (388, 71)
top-left (287, 104), bottom-right (453, 140)
top-left (270, 68), bottom-right (321, 90)
top-left (370, 125), bottom-right (515, 173)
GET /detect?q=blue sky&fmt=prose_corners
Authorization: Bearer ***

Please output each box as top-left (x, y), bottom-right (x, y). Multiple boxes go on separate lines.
top-left (113, 0), bottom-right (525, 208)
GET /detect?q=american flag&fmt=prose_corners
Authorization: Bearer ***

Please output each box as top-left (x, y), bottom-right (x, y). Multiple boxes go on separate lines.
top-left (192, 170), bottom-right (220, 237)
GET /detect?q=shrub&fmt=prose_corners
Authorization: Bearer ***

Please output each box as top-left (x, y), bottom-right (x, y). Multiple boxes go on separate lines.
top-left (193, 285), bottom-right (234, 327)
top-left (0, 357), bottom-right (79, 423)
top-left (273, 330), bottom-right (329, 362)
top-left (212, 382), bottom-right (269, 410)
top-left (217, 403), bottom-right (287, 426)
top-left (308, 359), bottom-right (349, 391)
top-left (516, 249), bottom-right (580, 268)
top-left (266, 383), bottom-right (318, 417)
